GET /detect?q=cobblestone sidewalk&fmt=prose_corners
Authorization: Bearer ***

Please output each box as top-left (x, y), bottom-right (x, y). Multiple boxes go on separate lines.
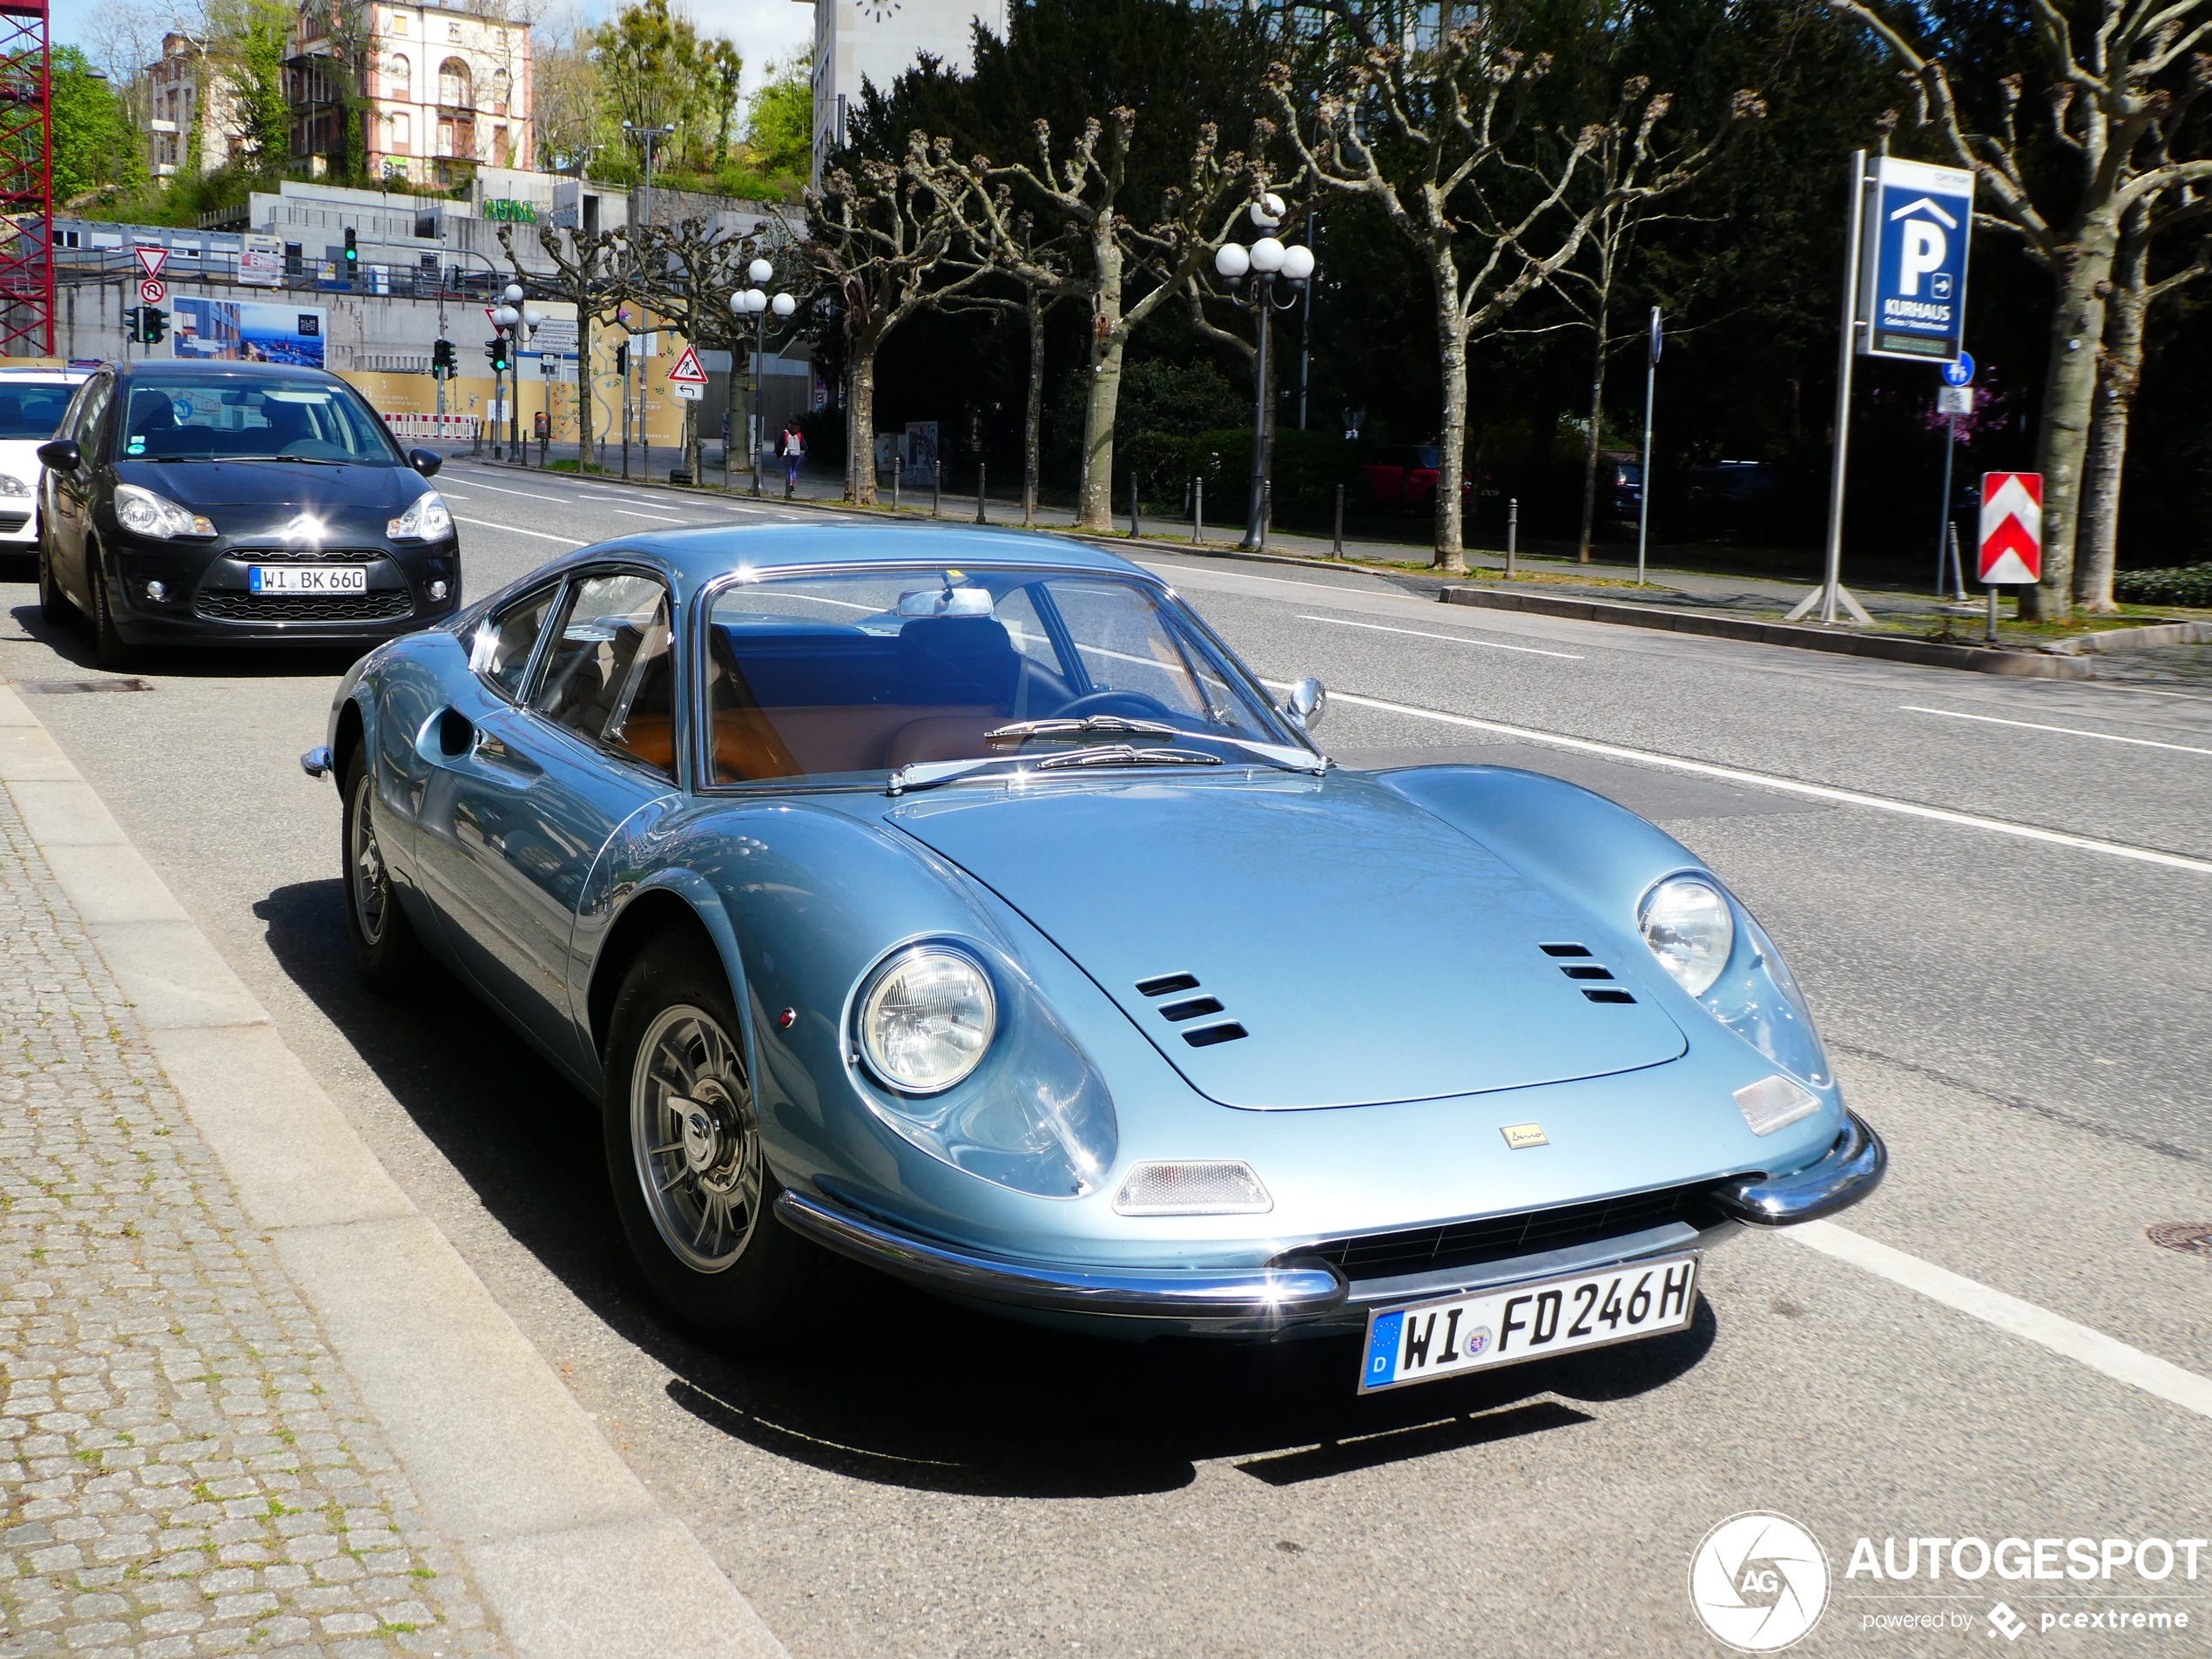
top-left (0, 786), bottom-right (513, 1659)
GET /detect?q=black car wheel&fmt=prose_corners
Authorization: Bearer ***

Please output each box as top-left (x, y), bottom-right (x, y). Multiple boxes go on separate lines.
top-left (340, 745), bottom-right (426, 990)
top-left (87, 552), bottom-right (133, 671)
top-left (602, 931), bottom-right (827, 1346)
top-left (36, 534), bottom-right (76, 625)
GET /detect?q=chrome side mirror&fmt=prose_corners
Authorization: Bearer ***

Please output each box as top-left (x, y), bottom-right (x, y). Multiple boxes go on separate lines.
top-left (1282, 676), bottom-right (1325, 733)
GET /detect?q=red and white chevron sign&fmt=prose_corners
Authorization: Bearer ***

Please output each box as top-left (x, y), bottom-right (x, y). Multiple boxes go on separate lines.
top-left (1979, 471), bottom-right (2042, 584)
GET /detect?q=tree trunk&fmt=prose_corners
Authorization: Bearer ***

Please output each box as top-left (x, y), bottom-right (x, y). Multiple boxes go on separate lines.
top-left (1575, 287), bottom-right (1611, 564)
top-left (845, 351), bottom-right (877, 505)
top-left (1077, 228), bottom-right (1126, 531)
top-left (1023, 292), bottom-right (1044, 514)
top-left (2075, 215), bottom-right (2154, 614)
top-left (577, 309), bottom-right (595, 470)
top-left (2020, 231), bottom-right (2117, 621)
top-left (1429, 248), bottom-right (1468, 574)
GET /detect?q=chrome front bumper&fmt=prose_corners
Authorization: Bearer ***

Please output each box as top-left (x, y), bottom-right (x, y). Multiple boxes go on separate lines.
top-left (776, 1110), bottom-right (1885, 1332)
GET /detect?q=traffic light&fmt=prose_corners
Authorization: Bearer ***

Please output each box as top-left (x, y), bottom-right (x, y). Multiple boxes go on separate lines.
top-left (121, 307), bottom-right (140, 342)
top-left (613, 341), bottom-right (628, 377)
top-left (486, 336), bottom-right (509, 374)
top-left (431, 338), bottom-right (455, 378)
top-left (144, 307), bottom-right (167, 346)
top-left (343, 226), bottom-right (358, 277)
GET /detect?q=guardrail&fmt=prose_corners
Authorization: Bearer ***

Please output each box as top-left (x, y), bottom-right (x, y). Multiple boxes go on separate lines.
top-left (51, 247), bottom-right (528, 300)
top-left (382, 413), bottom-right (481, 441)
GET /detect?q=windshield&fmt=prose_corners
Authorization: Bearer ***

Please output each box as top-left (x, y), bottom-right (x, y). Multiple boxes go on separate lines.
top-left (0, 384), bottom-right (77, 440)
top-left (705, 568), bottom-right (1298, 786)
top-left (118, 379), bottom-right (401, 463)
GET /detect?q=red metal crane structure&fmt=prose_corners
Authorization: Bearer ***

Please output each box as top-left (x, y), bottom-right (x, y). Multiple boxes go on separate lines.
top-left (0, 0), bottom-right (51, 357)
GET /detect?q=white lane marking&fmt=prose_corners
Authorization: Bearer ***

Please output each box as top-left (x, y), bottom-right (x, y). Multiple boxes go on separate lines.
top-left (1783, 1221), bottom-right (2212, 1421)
top-left (451, 515), bottom-right (587, 546)
top-left (610, 509), bottom-right (690, 522)
top-left (1139, 560), bottom-right (1399, 598)
top-left (1299, 613), bottom-right (1582, 660)
top-left (1903, 704), bottom-right (2212, 759)
top-left (1306, 688), bottom-right (2212, 875)
top-left (450, 477), bottom-right (576, 504)
top-left (438, 493), bottom-right (471, 500)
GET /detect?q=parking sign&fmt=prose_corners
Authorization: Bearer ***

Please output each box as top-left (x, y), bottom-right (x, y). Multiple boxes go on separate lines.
top-left (1859, 157), bottom-right (1974, 363)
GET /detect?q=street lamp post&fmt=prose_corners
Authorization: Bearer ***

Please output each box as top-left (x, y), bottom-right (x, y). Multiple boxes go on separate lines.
top-left (624, 123), bottom-right (678, 228)
top-left (1214, 196), bottom-right (1315, 552)
top-left (491, 290), bottom-right (522, 462)
top-left (492, 284), bottom-right (528, 464)
top-left (731, 258), bottom-right (799, 496)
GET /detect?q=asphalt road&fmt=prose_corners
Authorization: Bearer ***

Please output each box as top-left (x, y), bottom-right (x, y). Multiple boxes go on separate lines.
top-left (5, 455), bottom-right (2210, 1657)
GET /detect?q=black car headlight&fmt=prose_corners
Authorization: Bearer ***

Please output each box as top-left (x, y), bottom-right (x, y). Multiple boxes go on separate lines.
top-left (114, 483), bottom-right (214, 540)
top-left (848, 941), bottom-right (1117, 1197)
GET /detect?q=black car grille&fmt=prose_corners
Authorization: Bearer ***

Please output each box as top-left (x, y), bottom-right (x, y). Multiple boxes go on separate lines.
top-left (228, 546), bottom-right (384, 563)
top-left (0, 511), bottom-right (29, 531)
top-left (1283, 1181), bottom-right (1730, 1284)
top-left (196, 590), bottom-right (414, 623)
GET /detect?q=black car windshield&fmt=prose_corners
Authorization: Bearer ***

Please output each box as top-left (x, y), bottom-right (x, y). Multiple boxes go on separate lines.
top-left (705, 569), bottom-right (1299, 786)
top-left (0, 384), bottom-right (77, 439)
top-left (119, 379), bottom-right (400, 463)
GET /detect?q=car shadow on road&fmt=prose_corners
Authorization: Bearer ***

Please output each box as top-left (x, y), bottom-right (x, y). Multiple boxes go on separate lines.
top-left (4, 597), bottom-right (370, 680)
top-left (253, 875), bottom-right (1717, 1502)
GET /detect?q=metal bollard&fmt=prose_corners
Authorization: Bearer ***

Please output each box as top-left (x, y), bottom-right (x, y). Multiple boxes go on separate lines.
top-left (1506, 498), bottom-right (1518, 580)
top-left (893, 466), bottom-right (900, 512)
top-left (1193, 477), bottom-right (1204, 545)
top-left (1130, 472), bottom-right (1141, 539)
top-left (1332, 482), bottom-right (1344, 558)
top-left (1022, 476), bottom-right (1034, 525)
top-left (1258, 479), bottom-right (1271, 553)
top-left (933, 462), bottom-right (941, 518)
top-left (977, 462), bottom-right (988, 525)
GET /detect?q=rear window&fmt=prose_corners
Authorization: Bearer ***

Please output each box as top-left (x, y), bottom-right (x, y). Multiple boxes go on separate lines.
top-left (0, 384), bottom-right (78, 440)
top-left (118, 378), bottom-right (400, 464)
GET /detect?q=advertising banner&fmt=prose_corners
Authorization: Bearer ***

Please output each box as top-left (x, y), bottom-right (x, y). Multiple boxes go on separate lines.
top-left (172, 298), bottom-right (327, 368)
top-left (1858, 156), bottom-right (1974, 362)
top-left (240, 234), bottom-right (284, 287)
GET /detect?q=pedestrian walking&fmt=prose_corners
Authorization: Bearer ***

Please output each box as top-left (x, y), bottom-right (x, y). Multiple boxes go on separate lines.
top-left (780, 422), bottom-right (805, 498)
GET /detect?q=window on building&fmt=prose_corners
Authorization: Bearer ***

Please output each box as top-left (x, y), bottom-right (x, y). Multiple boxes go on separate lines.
top-left (390, 111), bottom-right (410, 152)
top-left (448, 21), bottom-right (461, 39)
top-left (387, 53), bottom-right (409, 97)
top-left (489, 67), bottom-right (509, 114)
top-left (390, 11), bottom-right (406, 30)
top-left (438, 57), bottom-right (470, 106)
top-left (437, 120), bottom-right (455, 156)
top-left (491, 125), bottom-right (508, 166)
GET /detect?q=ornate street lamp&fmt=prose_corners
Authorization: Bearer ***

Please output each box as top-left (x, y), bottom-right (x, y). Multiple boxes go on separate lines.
top-left (1213, 195), bottom-right (1315, 551)
top-left (731, 256), bottom-right (802, 496)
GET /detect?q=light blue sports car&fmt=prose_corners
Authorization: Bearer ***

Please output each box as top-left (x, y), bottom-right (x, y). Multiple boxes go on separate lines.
top-left (305, 526), bottom-right (1882, 1393)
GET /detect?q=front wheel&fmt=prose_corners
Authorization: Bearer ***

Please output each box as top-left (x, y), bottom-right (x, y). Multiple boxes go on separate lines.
top-left (602, 934), bottom-right (826, 1346)
top-left (87, 554), bottom-right (133, 671)
top-left (340, 745), bottom-right (427, 990)
top-left (37, 533), bottom-right (77, 624)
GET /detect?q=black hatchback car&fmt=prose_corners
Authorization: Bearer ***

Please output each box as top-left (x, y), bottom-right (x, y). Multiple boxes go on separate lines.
top-left (36, 361), bottom-right (459, 665)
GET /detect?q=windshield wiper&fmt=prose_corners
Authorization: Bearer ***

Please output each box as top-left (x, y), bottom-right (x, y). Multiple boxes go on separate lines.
top-left (887, 745), bottom-right (1222, 796)
top-left (987, 713), bottom-right (1326, 776)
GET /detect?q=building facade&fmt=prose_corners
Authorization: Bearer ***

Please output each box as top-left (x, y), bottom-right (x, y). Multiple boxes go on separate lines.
top-left (145, 34), bottom-right (247, 179)
top-left (287, 0), bottom-right (536, 187)
top-left (807, 0), bottom-right (1008, 181)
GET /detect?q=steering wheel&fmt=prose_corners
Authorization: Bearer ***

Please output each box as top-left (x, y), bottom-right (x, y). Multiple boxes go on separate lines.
top-left (1055, 689), bottom-right (1177, 722)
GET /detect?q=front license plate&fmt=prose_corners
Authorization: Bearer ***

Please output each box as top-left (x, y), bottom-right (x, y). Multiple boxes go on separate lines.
top-left (248, 564), bottom-right (367, 595)
top-left (1359, 1254), bottom-right (1699, 1393)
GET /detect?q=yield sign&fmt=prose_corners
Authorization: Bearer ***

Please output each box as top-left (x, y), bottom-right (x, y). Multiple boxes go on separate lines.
top-left (134, 245), bottom-right (169, 280)
top-left (666, 345), bottom-right (708, 385)
top-left (1979, 472), bottom-right (2042, 584)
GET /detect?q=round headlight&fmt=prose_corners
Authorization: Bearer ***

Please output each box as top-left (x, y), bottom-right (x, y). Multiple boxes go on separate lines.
top-left (858, 947), bottom-right (996, 1095)
top-left (1639, 876), bottom-right (1735, 998)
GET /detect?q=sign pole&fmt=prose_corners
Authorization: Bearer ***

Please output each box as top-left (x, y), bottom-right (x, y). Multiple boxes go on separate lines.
top-left (1637, 307), bottom-right (1660, 587)
top-left (1934, 411), bottom-right (1957, 595)
top-left (1791, 151), bottom-right (1874, 626)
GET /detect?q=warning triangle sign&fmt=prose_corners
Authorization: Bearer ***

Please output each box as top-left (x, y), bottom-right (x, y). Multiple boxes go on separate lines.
top-left (666, 345), bottom-right (709, 384)
top-left (134, 245), bottom-right (169, 280)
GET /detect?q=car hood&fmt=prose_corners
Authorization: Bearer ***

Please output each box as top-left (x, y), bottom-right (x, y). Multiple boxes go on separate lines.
top-left (0, 438), bottom-right (48, 491)
top-left (887, 774), bottom-right (1689, 1109)
top-left (113, 458), bottom-right (422, 521)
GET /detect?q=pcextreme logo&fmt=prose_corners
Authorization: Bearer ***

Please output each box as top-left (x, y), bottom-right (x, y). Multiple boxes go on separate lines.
top-left (1689, 1512), bottom-right (1831, 1651)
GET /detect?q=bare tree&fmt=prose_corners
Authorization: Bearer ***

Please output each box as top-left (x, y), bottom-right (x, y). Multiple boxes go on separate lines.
top-left (961, 111), bottom-right (1266, 531)
top-left (630, 216), bottom-right (755, 482)
top-left (1270, 12), bottom-right (1715, 574)
top-left (807, 133), bottom-right (983, 504)
top-left (501, 222), bottom-right (631, 470)
top-left (2080, 179), bottom-right (2211, 604)
top-left (1829, 0), bottom-right (2212, 617)
top-left (940, 197), bottom-right (1078, 518)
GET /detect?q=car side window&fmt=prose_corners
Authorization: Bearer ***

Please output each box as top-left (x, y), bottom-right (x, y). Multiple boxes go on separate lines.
top-left (71, 377), bottom-right (114, 461)
top-left (469, 585), bottom-right (558, 700)
top-left (529, 573), bottom-right (678, 779)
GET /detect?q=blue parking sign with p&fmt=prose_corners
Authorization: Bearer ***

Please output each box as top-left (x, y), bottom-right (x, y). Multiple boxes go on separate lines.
top-left (1860, 156), bottom-right (1974, 363)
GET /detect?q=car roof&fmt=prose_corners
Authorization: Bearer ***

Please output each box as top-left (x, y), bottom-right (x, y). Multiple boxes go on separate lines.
top-left (117, 361), bottom-right (342, 386)
top-left (540, 523), bottom-right (1149, 597)
top-left (0, 368), bottom-right (87, 382)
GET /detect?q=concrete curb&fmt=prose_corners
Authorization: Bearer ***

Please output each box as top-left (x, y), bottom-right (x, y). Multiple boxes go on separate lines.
top-left (0, 682), bottom-right (786, 1659)
top-left (1434, 583), bottom-right (2095, 679)
top-left (2039, 618), bottom-right (2212, 655)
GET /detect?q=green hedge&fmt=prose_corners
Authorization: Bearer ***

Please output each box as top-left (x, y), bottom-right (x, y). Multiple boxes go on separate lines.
top-left (1125, 428), bottom-right (1368, 523)
top-left (2114, 563), bottom-right (2212, 608)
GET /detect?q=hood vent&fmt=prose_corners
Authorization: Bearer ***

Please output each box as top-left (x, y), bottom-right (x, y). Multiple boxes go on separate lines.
top-left (1138, 972), bottom-right (1248, 1048)
top-left (1541, 942), bottom-right (1636, 1005)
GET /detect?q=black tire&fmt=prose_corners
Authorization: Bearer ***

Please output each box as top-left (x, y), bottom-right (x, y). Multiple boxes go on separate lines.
top-left (340, 745), bottom-right (428, 991)
top-left (602, 933), bottom-right (826, 1346)
top-left (37, 532), bottom-right (77, 624)
top-left (87, 551), bottom-right (133, 671)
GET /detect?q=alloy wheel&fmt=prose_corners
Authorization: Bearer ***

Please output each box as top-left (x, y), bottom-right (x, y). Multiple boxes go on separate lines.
top-left (631, 1004), bottom-right (763, 1274)
top-left (347, 769), bottom-right (391, 945)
